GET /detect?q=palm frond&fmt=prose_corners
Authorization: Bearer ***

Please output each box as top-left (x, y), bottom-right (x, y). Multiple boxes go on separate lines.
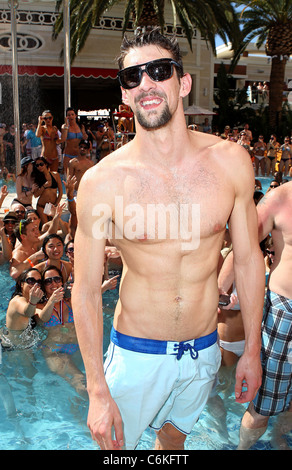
top-left (52, 0), bottom-right (241, 61)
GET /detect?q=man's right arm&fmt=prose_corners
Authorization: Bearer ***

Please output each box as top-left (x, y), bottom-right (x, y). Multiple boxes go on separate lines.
top-left (72, 167), bottom-right (123, 450)
top-left (10, 249), bottom-right (44, 279)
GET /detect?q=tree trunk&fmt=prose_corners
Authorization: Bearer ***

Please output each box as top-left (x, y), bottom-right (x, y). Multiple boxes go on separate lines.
top-left (269, 56), bottom-right (287, 131)
top-left (133, 0), bottom-right (165, 29)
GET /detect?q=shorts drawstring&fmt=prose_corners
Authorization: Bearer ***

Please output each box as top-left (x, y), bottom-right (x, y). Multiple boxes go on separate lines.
top-left (173, 342), bottom-right (198, 360)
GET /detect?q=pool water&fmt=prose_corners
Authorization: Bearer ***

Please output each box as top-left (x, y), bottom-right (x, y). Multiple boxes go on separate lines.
top-left (0, 177), bottom-right (291, 450)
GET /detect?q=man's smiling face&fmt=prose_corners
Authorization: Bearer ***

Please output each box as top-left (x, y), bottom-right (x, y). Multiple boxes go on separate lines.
top-left (121, 45), bottom-right (182, 130)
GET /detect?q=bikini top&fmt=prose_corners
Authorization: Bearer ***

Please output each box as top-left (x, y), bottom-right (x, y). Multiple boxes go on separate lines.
top-left (43, 129), bottom-right (58, 141)
top-left (42, 300), bottom-right (73, 327)
top-left (67, 131), bottom-right (83, 140)
top-left (44, 172), bottom-right (58, 189)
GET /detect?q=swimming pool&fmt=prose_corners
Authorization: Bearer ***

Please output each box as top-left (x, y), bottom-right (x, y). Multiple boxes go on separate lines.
top-left (0, 177), bottom-right (291, 450)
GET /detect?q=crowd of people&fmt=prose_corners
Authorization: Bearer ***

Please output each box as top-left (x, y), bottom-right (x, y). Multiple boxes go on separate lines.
top-left (0, 104), bottom-right (291, 449)
top-left (0, 105), bottom-right (291, 449)
top-left (0, 108), bottom-right (122, 394)
top-left (195, 120), bottom-right (292, 179)
top-left (0, 106), bottom-right (133, 182)
top-left (0, 26), bottom-right (291, 450)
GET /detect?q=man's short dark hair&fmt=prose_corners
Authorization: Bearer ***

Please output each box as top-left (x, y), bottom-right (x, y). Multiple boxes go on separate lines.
top-left (117, 27), bottom-right (184, 77)
top-left (14, 218), bottom-right (34, 241)
top-left (79, 139), bottom-right (90, 149)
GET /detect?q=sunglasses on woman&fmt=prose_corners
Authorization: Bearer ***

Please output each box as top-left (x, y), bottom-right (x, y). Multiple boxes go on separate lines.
top-left (35, 162), bottom-right (45, 168)
top-left (25, 277), bottom-right (41, 286)
top-left (44, 276), bottom-right (63, 286)
top-left (118, 58), bottom-right (183, 90)
top-left (4, 220), bottom-right (16, 225)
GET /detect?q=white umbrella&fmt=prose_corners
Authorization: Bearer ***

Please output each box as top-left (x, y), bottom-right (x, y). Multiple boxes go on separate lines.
top-left (184, 105), bottom-right (216, 115)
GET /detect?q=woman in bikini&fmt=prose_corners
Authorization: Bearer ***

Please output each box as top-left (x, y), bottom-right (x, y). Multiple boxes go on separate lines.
top-left (252, 135), bottom-right (267, 177)
top-left (36, 110), bottom-right (63, 172)
top-left (0, 268), bottom-right (44, 349)
top-left (61, 107), bottom-right (88, 177)
top-left (34, 266), bottom-right (85, 395)
top-left (279, 136), bottom-right (292, 176)
top-left (266, 134), bottom-right (280, 176)
top-left (14, 156), bottom-right (35, 208)
top-left (31, 157), bottom-right (63, 224)
top-left (35, 233), bottom-right (72, 283)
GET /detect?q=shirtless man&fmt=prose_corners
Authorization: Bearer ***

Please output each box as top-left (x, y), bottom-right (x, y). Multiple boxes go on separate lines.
top-left (67, 140), bottom-right (94, 190)
top-left (10, 218), bottom-right (44, 279)
top-left (238, 182), bottom-right (292, 450)
top-left (72, 28), bottom-right (264, 450)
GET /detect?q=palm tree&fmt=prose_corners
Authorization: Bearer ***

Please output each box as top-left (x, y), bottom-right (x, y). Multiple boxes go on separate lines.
top-left (53, 0), bottom-right (240, 63)
top-left (232, 0), bottom-right (292, 131)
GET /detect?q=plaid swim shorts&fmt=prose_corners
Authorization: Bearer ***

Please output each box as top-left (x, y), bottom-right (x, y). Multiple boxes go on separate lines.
top-left (253, 289), bottom-right (292, 416)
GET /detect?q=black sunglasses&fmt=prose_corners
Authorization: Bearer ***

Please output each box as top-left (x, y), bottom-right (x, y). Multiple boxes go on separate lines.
top-left (43, 116), bottom-right (52, 120)
top-left (44, 276), bottom-right (63, 286)
top-left (24, 277), bottom-right (41, 286)
top-left (35, 162), bottom-right (45, 168)
top-left (118, 58), bottom-right (183, 90)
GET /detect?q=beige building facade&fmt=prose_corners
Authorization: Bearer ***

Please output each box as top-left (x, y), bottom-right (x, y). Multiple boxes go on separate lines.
top-left (215, 42), bottom-right (292, 107)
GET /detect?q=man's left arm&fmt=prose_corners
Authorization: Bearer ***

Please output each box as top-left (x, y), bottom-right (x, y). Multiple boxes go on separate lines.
top-left (228, 152), bottom-right (265, 403)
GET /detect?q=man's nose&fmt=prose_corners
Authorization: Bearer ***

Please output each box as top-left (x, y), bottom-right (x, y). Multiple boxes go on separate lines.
top-left (139, 68), bottom-right (156, 90)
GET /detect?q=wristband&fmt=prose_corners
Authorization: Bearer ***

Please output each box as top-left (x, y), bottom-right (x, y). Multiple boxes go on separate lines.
top-left (67, 198), bottom-right (75, 202)
top-left (26, 258), bottom-right (35, 268)
top-left (29, 300), bottom-right (37, 306)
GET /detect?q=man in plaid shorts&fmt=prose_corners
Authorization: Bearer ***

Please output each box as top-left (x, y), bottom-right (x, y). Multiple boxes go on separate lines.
top-left (238, 181), bottom-right (292, 450)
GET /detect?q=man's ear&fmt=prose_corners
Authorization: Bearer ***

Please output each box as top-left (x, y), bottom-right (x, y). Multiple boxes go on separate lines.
top-left (180, 73), bottom-right (192, 98)
top-left (121, 87), bottom-right (130, 106)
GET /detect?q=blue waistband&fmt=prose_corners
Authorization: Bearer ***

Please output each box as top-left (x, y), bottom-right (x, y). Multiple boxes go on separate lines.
top-left (110, 327), bottom-right (218, 360)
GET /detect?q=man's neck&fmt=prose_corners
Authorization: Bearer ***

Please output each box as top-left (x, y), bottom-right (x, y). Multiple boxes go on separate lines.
top-left (21, 239), bottom-right (37, 254)
top-left (134, 119), bottom-right (190, 166)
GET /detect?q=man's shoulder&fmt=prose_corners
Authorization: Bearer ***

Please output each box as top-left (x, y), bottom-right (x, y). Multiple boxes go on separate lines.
top-left (259, 182), bottom-right (291, 211)
top-left (78, 148), bottom-right (129, 202)
top-left (11, 245), bottom-right (27, 262)
top-left (198, 132), bottom-right (249, 160)
top-left (84, 144), bottom-right (132, 178)
top-left (69, 157), bottom-right (78, 166)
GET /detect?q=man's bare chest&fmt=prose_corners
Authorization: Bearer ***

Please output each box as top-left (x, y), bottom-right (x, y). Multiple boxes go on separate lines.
top-left (110, 166), bottom-right (233, 245)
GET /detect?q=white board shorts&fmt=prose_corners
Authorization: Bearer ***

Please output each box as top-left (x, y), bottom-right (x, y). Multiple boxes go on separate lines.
top-left (104, 328), bottom-right (221, 449)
